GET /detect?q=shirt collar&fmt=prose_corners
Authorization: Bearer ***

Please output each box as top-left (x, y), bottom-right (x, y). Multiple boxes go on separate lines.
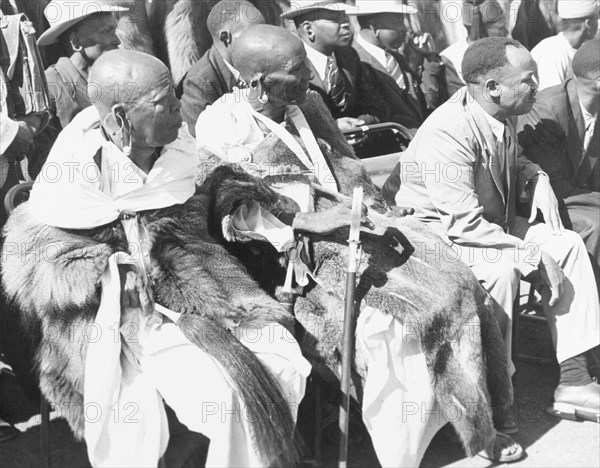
top-left (304, 42), bottom-right (332, 82)
top-left (469, 95), bottom-right (506, 142)
top-left (356, 33), bottom-right (388, 69)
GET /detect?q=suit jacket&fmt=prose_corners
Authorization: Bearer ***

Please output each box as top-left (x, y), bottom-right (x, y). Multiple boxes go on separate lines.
top-left (392, 87), bottom-right (542, 276)
top-left (181, 46), bottom-right (238, 137)
top-left (517, 79), bottom-right (599, 200)
top-left (45, 57), bottom-right (91, 129)
top-left (306, 45), bottom-right (386, 124)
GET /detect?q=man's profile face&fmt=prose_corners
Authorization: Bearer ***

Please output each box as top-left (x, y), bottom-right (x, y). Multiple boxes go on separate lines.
top-left (74, 13), bottom-right (120, 62)
top-left (371, 13), bottom-right (408, 50)
top-left (129, 71), bottom-right (183, 148)
top-left (308, 9), bottom-right (352, 49)
top-left (494, 46), bottom-right (539, 115)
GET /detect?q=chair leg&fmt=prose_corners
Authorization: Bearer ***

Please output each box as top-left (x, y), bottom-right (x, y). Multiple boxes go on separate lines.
top-left (40, 396), bottom-right (50, 468)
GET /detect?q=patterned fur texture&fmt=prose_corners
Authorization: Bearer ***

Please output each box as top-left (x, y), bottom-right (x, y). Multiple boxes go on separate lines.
top-left (1, 194), bottom-right (298, 466)
top-left (198, 91), bottom-right (513, 456)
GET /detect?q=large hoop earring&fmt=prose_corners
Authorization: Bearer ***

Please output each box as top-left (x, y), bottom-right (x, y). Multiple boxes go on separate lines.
top-left (103, 112), bottom-right (125, 136)
top-left (72, 43), bottom-right (83, 52)
top-left (259, 90), bottom-right (269, 104)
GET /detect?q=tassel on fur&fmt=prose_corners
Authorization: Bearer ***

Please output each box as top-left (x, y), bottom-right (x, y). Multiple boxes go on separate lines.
top-left (177, 314), bottom-right (298, 467)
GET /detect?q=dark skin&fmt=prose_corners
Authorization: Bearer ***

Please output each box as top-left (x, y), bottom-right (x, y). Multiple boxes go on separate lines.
top-left (89, 49), bottom-right (183, 309)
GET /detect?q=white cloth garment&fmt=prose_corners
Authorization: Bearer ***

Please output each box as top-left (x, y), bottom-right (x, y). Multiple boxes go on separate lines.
top-left (531, 33), bottom-right (577, 91)
top-left (356, 306), bottom-right (447, 467)
top-left (28, 106), bottom-right (310, 467)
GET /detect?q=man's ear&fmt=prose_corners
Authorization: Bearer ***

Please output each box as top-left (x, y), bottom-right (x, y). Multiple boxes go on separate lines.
top-left (301, 21), bottom-right (315, 41)
top-left (69, 31), bottom-right (82, 52)
top-left (219, 30), bottom-right (233, 47)
top-left (485, 78), bottom-right (501, 98)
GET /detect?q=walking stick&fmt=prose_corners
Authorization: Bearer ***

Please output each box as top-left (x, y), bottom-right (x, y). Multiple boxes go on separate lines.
top-left (338, 187), bottom-right (363, 468)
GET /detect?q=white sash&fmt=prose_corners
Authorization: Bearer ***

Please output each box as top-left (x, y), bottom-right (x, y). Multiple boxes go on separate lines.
top-left (250, 105), bottom-right (339, 194)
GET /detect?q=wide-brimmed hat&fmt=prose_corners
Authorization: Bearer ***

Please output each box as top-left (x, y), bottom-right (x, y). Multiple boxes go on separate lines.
top-left (346, 0), bottom-right (417, 16)
top-left (281, 0), bottom-right (351, 20)
top-left (38, 0), bottom-right (128, 47)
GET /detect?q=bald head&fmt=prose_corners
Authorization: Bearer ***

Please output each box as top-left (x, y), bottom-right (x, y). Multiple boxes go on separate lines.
top-left (231, 24), bottom-right (305, 81)
top-left (88, 49), bottom-right (172, 114)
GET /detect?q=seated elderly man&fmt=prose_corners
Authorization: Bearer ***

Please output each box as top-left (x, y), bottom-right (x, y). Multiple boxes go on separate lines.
top-left (390, 37), bottom-right (600, 423)
top-left (517, 39), bottom-right (600, 290)
top-left (1, 50), bottom-right (310, 467)
top-left (196, 24), bottom-right (523, 466)
top-left (180, 0), bottom-right (265, 136)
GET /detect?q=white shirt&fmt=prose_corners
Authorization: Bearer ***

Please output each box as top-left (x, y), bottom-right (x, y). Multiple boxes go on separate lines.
top-left (304, 42), bottom-right (332, 83)
top-left (531, 33), bottom-right (577, 91)
top-left (579, 100), bottom-right (598, 154)
top-left (440, 37), bottom-right (469, 84)
top-left (355, 33), bottom-right (388, 69)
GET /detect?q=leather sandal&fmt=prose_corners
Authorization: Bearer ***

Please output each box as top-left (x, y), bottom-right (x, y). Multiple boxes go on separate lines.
top-left (477, 432), bottom-right (524, 463)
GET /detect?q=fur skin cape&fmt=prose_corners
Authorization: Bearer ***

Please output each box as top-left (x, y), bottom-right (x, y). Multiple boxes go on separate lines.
top-left (1, 194), bottom-right (299, 466)
top-left (198, 91), bottom-right (513, 457)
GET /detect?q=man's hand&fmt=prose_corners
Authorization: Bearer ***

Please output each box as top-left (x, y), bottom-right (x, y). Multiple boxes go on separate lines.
top-left (293, 201), bottom-right (373, 235)
top-left (337, 117), bottom-right (366, 131)
top-left (529, 174), bottom-right (565, 234)
top-left (120, 265), bottom-right (154, 315)
top-left (538, 251), bottom-right (565, 307)
top-left (409, 32), bottom-right (436, 56)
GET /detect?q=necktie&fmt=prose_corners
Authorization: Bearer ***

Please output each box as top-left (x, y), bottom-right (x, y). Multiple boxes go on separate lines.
top-left (325, 55), bottom-right (346, 108)
top-left (385, 52), bottom-right (406, 90)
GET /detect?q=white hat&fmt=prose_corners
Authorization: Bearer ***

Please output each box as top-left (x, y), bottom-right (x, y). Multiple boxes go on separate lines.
top-left (557, 0), bottom-right (599, 19)
top-left (38, 0), bottom-right (129, 47)
top-left (281, 0), bottom-right (351, 20)
top-left (346, 0), bottom-right (418, 16)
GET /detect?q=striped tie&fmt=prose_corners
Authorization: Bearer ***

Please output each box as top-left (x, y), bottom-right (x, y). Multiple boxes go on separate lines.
top-left (385, 52), bottom-right (406, 90)
top-left (326, 56), bottom-right (346, 108)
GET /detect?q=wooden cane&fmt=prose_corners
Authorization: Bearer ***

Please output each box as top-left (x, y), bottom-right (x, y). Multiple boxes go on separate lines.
top-left (338, 187), bottom-right (363, 468)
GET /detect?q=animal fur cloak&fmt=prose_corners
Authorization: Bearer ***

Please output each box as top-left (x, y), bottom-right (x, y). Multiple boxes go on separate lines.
top-left (197, 91), bottom-right (513, 457)
top-left (1, 193), bottom-right (299, 466)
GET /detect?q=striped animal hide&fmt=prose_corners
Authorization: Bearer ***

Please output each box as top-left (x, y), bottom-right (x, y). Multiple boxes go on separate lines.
top-left (1, 193), bottom-right (299, 466)
top-left (198, 91), bottom-right (513, 457)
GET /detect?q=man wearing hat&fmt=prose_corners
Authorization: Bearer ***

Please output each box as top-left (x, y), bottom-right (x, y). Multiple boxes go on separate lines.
top-left (441, 0), bottom-right (508, 96)
top-left (282, 0), bottom-right (388, 131)
top-left (349, 0), bottom-right (448, 133)
top-left (38, 0), bottom-right (126, 128)
top-left (531, 0), bottom-right (598, 91)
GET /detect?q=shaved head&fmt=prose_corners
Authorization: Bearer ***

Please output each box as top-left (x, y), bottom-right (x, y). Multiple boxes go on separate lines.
top-left (88, 49), bottom-right (182, 152)
top-left (231, 24), bottom-right (304, 81)
top-left (88, 49), bottom-right (172, 115)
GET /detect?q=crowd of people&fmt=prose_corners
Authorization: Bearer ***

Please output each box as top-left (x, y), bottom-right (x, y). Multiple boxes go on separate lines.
top-left (0, 0), bottom-right (598, 466)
